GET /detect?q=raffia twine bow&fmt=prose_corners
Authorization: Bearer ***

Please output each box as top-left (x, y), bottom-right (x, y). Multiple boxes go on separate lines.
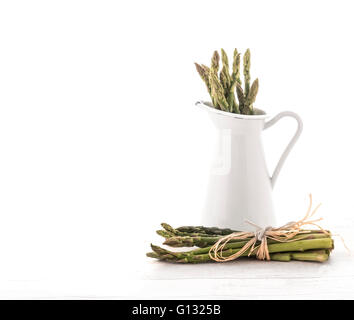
top-left (209, 194), bottom-right (331, 262)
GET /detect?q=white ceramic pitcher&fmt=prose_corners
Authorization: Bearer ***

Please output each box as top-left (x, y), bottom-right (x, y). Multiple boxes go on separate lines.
top-left (196, 101), bottom-right (303, 231)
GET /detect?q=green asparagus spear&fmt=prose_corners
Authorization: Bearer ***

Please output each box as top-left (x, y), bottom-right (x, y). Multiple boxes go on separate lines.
top-left (243, 48), bottom-right (251, 96)
top-left (211, 50), bottom-right (220, 75)
top-left (148, 238), bottom-right (333, 263)
top-left (162, 223), bottom-right (329, 238)
top-left (244, 78), bottom-right (259, 115)
top-left (163, 232), bottom-right (331, 248)
top-left (220, 48), bottom-right (231, 88)
top-left (236, 84), bottom-right (245, 113)
top-left (210, 72), bottom-right (229, 111)
top-left (228, 49), bottom-right (241, 114)
top-left (232, 49), bottom-right (241, 86)
top-left (148, 249), bottom-right (330, 263)
top-left (194, 63), bottom-right (211, 95)
top-left (176, 225), bottom-right (238, 235)
top-left (209, 51), bottom-right (221, 108)
top-left (271, 250), bottom-right (330, 262)
top-left (159, 223), bottom-right (220, 238)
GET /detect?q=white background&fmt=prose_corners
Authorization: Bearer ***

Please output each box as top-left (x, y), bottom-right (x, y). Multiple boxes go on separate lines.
top-left (0, 0), bottom-right (353, 299)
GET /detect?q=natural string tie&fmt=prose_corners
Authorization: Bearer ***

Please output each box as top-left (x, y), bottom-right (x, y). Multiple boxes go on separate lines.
top-left (209, 194), bottom-right (331, 262)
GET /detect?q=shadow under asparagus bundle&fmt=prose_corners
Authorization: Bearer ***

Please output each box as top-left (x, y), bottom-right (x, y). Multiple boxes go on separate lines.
top-left (147, 222), bottom-right (334, 263)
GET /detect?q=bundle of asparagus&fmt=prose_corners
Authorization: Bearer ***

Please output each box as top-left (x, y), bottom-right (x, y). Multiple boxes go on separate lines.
top-left (147, 223), bottom-right (334, 263)
top-left (195, 48), bottom-right (258, 115)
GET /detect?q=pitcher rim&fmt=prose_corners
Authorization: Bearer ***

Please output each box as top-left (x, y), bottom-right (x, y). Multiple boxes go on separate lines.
top-left (196, 100), bottom-right (270, 120)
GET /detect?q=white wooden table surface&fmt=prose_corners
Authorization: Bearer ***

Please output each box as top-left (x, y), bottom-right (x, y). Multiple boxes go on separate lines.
top-left (1, 245), bottom-right (352, 300)
top-left (0, 226), bottom-right (353, 299)
top-left (139, 250), bottom-right (354, 299)
top-left (118, 221), bottom-right (352, 300)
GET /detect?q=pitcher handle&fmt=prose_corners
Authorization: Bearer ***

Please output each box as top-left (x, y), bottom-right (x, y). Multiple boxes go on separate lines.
top-left (264, 111), bottom-right (303, 188)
